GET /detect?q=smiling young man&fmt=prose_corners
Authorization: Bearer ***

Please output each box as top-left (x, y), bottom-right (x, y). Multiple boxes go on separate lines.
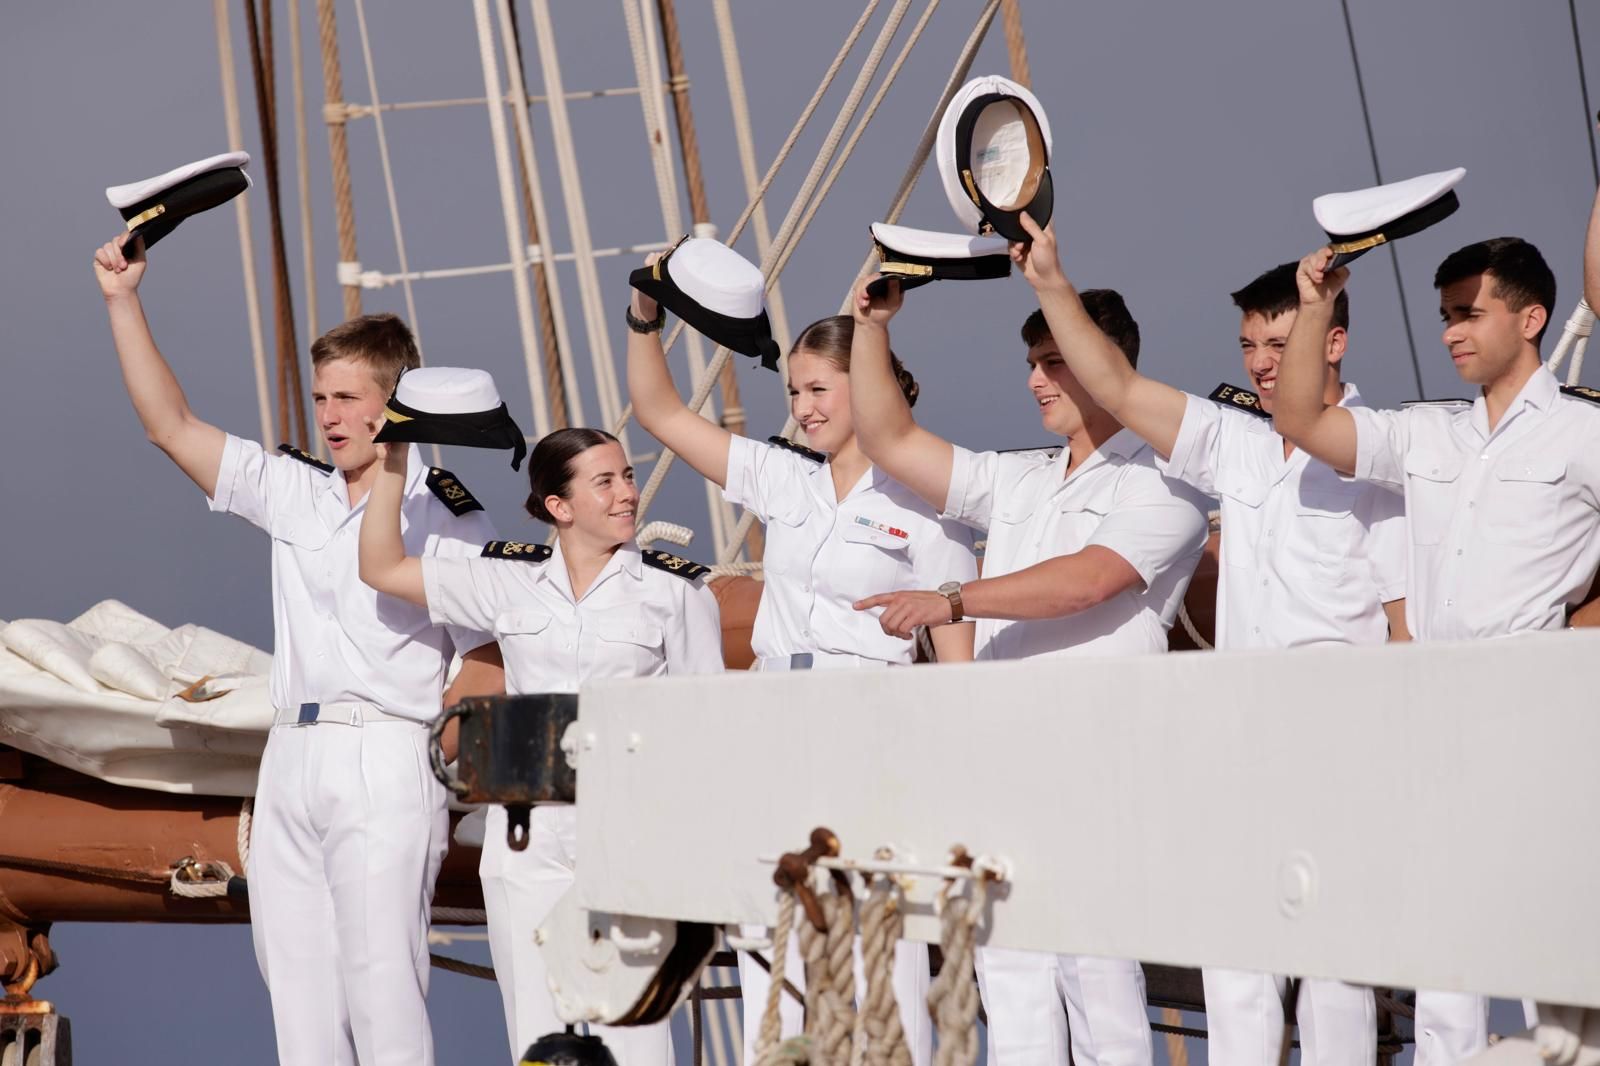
top-left (94, 232), bottom-right (504, 1066)
top-left (1272, 232), bottom-right (1600, 1066)
top-left (847, 243), bottom-right (1209, 1066)
top-left (981, 230), bottom-right (1407, 1066)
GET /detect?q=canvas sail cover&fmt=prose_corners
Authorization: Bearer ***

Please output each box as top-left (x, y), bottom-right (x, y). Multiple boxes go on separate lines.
top-left (0, 600), bottom-right (272, 796)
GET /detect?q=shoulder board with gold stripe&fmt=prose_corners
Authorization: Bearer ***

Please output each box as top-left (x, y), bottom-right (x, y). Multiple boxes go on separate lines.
top-left (426, 467), bottom-right (483, 516)
top-left (1560, 384), bottom-right (1600, 406)
top-left (767, 434), bottom-right (826, 464)
top-left (480, 540), bottom-right (552, 561)
top-left (277, 443), bottom-right (334, 473)
top-left (1208, 383), bottom-right (1270, 420)
top-left (641, 549), bottom-right (710, 582)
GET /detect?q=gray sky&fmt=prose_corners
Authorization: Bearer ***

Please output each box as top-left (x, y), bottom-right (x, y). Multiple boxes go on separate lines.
top-left (2, 1), bottom-right (1591, 1061)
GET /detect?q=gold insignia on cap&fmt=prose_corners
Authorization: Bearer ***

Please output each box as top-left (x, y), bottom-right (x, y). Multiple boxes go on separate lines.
top-left (126, 203), bottom-right (167, 231)
top-left (1329, 232), bottom-right (1388, 255)
top-left (382, 407), bottom-right (413, 423)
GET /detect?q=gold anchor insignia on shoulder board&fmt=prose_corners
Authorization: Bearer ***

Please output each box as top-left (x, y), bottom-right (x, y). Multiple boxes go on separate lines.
top-left (481, 540), bottom-right (552, 561)
top-left (276, 443), bottom-right (334, 473)
top-left (1208, 383), bottom-right (1270, 420)
top-left (425, 467), bottom-right (484, 516)
top-left (641, 549), bottom-right (710, 581)
top-left (1560, 384), bottom-right (1600, 405)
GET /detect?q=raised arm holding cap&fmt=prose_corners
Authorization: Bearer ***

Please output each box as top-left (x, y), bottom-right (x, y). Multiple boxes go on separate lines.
top-left (627, 253), bottom-right (977, 1066)
top-left (95, 180), bottom-right (506, 1064)
top-left (851, 252), bottom-right (1208, 1066)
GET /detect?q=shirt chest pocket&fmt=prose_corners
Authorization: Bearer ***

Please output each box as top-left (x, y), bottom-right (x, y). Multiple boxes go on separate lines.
top-left (761, 504), bottom-right (813, 579)
top-left (591, 618), bottom-right (667, 677)
top-left (270, 515), bottom-right (333, 553)
top-left (1292, 485), bottom-right (1361, 565)
top-left (1481, 455), bottom-right (1565, 547)
top-left (835, 520), bottom-right (913, 588)
top-left (1215, 478), bottom-right (1267, 569)
top-left (1403, 450), bottom-right (1464, 545)
top-left (496, 609), bottom-right (556, 662)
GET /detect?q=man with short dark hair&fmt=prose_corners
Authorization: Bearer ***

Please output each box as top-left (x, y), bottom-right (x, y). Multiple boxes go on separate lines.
top-left (1273, 230), bottom-right (1600, 1066)
top-left (846, 234), bottom-right (1209, 1066)
top-left (94, 231), bottom-right (505, 1066)
top-left (1001, 218), bottom-right (1408, 1066)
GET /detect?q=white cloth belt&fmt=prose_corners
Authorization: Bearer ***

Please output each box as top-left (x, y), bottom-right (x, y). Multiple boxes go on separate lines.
top-left (272, 701), bottom-right (411, 727)
top-left (758, 651), bottom-right (893, 671)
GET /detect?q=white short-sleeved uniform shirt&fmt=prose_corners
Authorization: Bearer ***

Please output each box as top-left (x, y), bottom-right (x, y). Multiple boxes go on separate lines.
top-left (207, 436), bottom-right (497, 722)
top-left (421, 540), bottom-right (724, 693)
top-left (1163, 383), bottom-right (1407, 649)
top-left (722, 435), bottom-right (979, 664)
top-left (943, 429), bottom-right (1210, 661)
top-left (1350, 367), bottom-right (1600, 641)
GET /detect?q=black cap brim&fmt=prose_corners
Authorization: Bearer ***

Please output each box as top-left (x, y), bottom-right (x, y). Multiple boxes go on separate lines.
top-left (1326, 189), bottom-right (1460, 270)
top-left (953, 92), bottom-right (1055, 243)
top-left (118, 167), bottom-right (250, 251)
top-left (629, 263), bottom-right (782, 372)
top-left (372, 398), bottom-right (528, 470)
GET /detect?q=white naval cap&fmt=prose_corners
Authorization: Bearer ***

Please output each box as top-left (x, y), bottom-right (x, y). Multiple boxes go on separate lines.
top-left (866, 222), bottom-right (1011, 296)
top-left (1314, 167), bottom-right (1465, 269)
top-left (105, 151), bottom-right (252, 251)
top-left (937, 75), bottom-right (1055, 241)
top-left (373, 366), bottom-right (528, 469)
top-left (392, 366), bottom-right (503, 413)
top-left (629, 236), bottom-right (781, 370)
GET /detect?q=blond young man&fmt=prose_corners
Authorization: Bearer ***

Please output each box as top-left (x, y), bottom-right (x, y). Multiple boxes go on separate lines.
top-left (94, 232), bottom-right (504, 1066)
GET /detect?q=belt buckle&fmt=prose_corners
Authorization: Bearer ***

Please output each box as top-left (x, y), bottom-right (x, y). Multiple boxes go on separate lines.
top-left (297, 702), bottom-right (320, 726)
top-left (789, 653), bottom-right (814, 671)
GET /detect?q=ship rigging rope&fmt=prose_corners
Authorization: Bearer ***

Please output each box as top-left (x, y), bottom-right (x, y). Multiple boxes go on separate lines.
top-left (715, 0), bottom-right (1004, 565)
top-left (494, 0), bottom-right (583, 428)
top-left (350, 0), bottom-right (424, 358)
top-left (799, 887), bottom-right (858, 1066)
top-left (621, 0), bottom-right (736, 554)
top-left (212, 0), bottom-right (275, 451)
top-left (287, 0), bottom-right (321, 417)
top-left (755, 893), bottom-right (801, 1063)
top-left (926, 875), bottom-right (987, 1066)
top-left (313, 0), bottom-right (363, 321)
top-left (528, 0), bottom-right (632, 451)
top-left (1569, 0), bottom-right (1600, 187)
top-left (858, 876), bottom-right (913, 1066)
top-left (628, 0), bottom-right (913, 527)
top-left (1337, 0), bottom-right (1426, 402)
top-left (471, 0), bottom-right (554, 440)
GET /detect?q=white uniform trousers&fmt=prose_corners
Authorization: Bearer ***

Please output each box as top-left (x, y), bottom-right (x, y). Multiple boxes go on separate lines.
top-left (974, 948), bottom-right (1153, 1066)
top-left (1414, 991), bottom-right (1487, 1066)
top-left (480, 805), bottom-right (674, 1066)
top-left (1202, 969), bottom-right (1376, 1066)
top-left (736, 926), bottom-right (933, 1066)
top-left (249, 718), bottom-right (449, 1066)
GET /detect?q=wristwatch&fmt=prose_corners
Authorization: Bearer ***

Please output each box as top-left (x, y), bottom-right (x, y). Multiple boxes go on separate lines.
top-left (938, 581), bottom-right (964, 624)
top-left (625, 302), bottom-right (665, 334)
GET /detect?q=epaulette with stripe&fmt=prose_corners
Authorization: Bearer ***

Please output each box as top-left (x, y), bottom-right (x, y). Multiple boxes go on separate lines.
top-left (1208, 383), bottom-right (1270, 420)
top-left (481, 540), bottom-right (552, 561)
top-left (642, 549), bottom-right (711, 582)
top-left (1560, 384), bottom-right (1600, 406)
top-left (767, 434), bottom-right (826, 464)
top-left (277, 443), bottom-right (334, 473)
top-left (426, 467), bottom-right (483, 516)
top-left (1401, 398), bottom-right (1471, 408)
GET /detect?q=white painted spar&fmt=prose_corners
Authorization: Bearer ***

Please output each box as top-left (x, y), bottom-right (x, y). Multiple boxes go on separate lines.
top-left (571, 629), bottom-right (1600, 1012)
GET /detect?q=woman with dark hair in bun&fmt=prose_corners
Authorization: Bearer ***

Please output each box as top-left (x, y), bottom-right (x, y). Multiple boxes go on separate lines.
top-left (626, 253), bottom-right (978, 1066)
top-left (358, 425), bottom-right (719, 1066)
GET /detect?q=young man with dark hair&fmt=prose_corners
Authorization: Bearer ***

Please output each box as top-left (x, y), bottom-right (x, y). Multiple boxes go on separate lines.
top-left (1273, 226), bottom-right (1600, 1066)
top-left (93, 232), bottom-right (505, 1066)
top-left (997, 219), bottom-right (1407, 1066)
top-left (847, 245), bottom-right (1209, 1066)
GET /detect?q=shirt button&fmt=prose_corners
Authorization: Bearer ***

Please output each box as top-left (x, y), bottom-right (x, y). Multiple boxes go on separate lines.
top-left (1479, 454), bottom-right (1488, 461)
top-left (802, 585), bottom-right (811, 593)
top-left (1261, 579), bottom-right (1269, 588)
top-left (1444, 599), bottom-right (1454, 607)
top-left (1456, 549), bottom-right (1463, 556)
top-left (1467, 501), bottom-right (1475, 509)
